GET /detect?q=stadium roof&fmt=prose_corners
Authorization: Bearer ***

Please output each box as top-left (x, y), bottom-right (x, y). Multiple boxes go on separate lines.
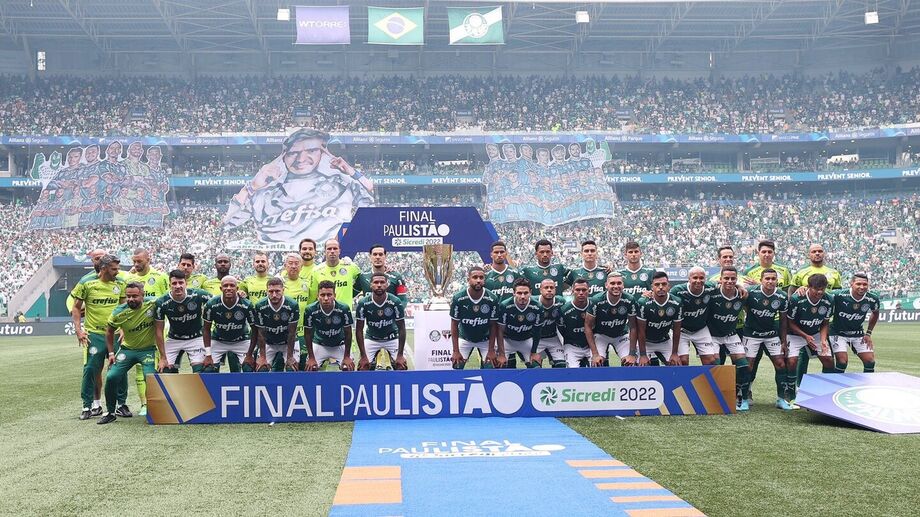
top-left (0, 1), bottom-right (918, 69)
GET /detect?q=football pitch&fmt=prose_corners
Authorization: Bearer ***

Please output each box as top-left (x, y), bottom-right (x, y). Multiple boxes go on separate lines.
top-left (2, 326), bottom-right (918, 516)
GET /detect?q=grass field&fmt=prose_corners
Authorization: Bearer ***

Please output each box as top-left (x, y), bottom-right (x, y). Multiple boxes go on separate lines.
top-left (2, 325), bottom-right (919, 516)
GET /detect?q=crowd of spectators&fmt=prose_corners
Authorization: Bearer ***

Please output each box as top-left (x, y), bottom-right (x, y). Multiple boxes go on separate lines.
top-left (1, 69), bottom-right (919, 135)
top-left (1, 191), bottom-right (917, 314)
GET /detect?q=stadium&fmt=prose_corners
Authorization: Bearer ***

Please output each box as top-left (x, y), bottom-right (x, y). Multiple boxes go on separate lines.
top-left (1, 0), bottom-right (919, 515)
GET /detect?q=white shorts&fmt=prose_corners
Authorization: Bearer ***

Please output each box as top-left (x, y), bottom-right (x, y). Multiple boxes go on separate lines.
top-left (534, 335), bottom-right (564, 362)
top-left (644, 340), bottom-right (677, 362)
top-left (787, 334), bottom-right (828, 358)
top-left (265, 343), bottom-right (300, 364)
top-left (210, 339), bottom-right (249, 364)
top-left (313, 344), bottom-right (347, 365)
top-left (743, 336), bottom-right (782, 358)
top-left (680, 328), bottom-right (716, 356)
top-left (564, 344), bottom-right (594, 368)
top-left (594, 334), bottom-right (625, 359)
top-left (459, 338), bottom-right (490, 361)
top-left (711, 335), bottom-right (744, 356)
top-left (166, 336), bottom-right (205, 365)
top-left (832, 335), bottom-right (871, 355)
top-left (365, 338), bottom-right (398, 360)
top-left (503, 337), bottom-right (533, 358)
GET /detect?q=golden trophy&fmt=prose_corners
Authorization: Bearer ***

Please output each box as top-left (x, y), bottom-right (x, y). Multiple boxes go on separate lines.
top-left (422, 244), bottom-right (454, 311)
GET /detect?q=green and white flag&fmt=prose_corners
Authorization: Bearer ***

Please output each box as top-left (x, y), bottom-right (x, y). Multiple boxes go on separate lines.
top-left (447, 6), bottom-right (504, 45)
top-left (368, 7), bottom-right (424, 45)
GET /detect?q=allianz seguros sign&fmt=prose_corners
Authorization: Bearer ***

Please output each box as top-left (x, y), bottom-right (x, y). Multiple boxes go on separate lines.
top-left (144, 366), bottom-right (736, 424)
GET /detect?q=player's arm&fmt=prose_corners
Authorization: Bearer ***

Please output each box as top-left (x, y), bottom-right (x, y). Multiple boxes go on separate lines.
top-left (636, 318), bottom-right (649, 366)
top-left (584, 314), bottom-right (603, 367)
top-left (202, 319), bottom-right (214, 368)
top-left (105, 324), bottom-right (117, 366)
top-left (341, 325), bottom-right (355, 371)
top-left (819, 319), bottom-right (830, 355)
top-left (494, 321), bottom-right (507, 368)
top-left (154, 319), bottom-right (168, 371)
top-left (71, 298), bottom-right (87, 346)
top-left (395, 319), bottom-right (408, 370)
top-left (450, 317), bottom-right (463, 368)
top-left (255, 329), bottom-right (268, 370)
top-left (668, 320), bottom-right (683, 366)
top-left (303, 325), bottom-right (318, 371)
top-left (487, 320), bottom-right (500, 367)
top-left (626, 315), bottom-right (638, 365)
top-left (864, 309), bottom-right (879, 350)
top-left (285, 321), bottom-right (297, 370)
top-left (779, 313), bottom-right (790, 355)
top-left (354, 318), bottom-right (369, 371)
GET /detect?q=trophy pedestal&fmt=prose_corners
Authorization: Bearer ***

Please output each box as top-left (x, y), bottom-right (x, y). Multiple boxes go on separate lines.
top-left (424, 297), bottom-right (451, 311)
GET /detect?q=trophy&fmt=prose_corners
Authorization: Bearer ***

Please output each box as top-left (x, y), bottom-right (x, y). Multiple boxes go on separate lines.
top-left (422, 244), bottom-right (454, 310)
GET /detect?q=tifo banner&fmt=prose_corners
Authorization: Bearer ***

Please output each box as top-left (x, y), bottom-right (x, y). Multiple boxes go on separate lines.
top-left (295, 6), bottom-right (351, 45)
top-left (368, 6), bottom-right (424, 45)
top-left (27, 142), bottom-right (169, 229)
top-left (797, 373), bottom-right (920, 434)
top-left (483, 141), bottom-right (616, 226)
top-left (447, 6), bottom-right (504, 45)
top-left (223, 128), bottom-right (374, 245)
top-left (337, 207), bottom-right (498, 261)
top-left (144, 366), bottom-right (736, 424)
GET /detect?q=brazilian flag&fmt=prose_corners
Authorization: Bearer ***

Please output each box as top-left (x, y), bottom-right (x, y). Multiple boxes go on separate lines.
top-left (367, 7), bottom-right (424, 45)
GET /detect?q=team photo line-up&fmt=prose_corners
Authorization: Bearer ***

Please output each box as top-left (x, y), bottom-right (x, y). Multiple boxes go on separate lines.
top-left (70, 235), bottom-right (879, 424)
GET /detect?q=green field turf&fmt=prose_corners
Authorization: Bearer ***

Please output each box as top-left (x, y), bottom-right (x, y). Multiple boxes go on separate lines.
top-left (1, 325), bottom-right (918, 516)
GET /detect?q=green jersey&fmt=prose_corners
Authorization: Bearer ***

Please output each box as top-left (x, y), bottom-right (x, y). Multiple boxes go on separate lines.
top-left (354, 270), bottom-right (409, 304)
top-left (707, 287), bottom-right (745, 337)
top-left (566, 265), bottom-right (608, 297)
top-left (253, 296), bottom-right (299, 346)
top-left (792, 265), bottom-right (843, 290)
top-left (71, 273), bottom-right (127, 334)
top-left (533, 295), bottom-right (565, 339)
top-left (670, 283), bottom-right (718, 332)
top-left (450, 288), bottom-right (499, 343)
top-left (829, 289), bottom-right (880, 337)
top-left (743, 263), bottom-right (793, 289)
top-left (484, 265), bottom-right (522, 302)
top-left (283, 275), bottom-right (313, 337)
top-left (107, 298), bottom-right (157, 350)
top-left (742, 287), bottom-right (788, 338)
top-left (497, 298), bottom-right (543, 342)
top-left (557, 299), bottom-right (594, 348)
top-left (355, 293), bottom-right (404, 342)
top-left (637, 295), bottom-right (683, 343)
top-left (589, 292), bottom-right (637, 338)
top-left (154, 288), bottom-right (211, 340)
top-left (126, 268), bottom-right (169, 298)
top-left (787, 293), bottom-right (833, 336)
top-left (521, 263), bottom-right (569, 292)
top-left (304, 301), bottom-right (354, 347)
top-left (203, 295), bottom-right (255, 343)
top-left (311, 262), bottom-right (361, 308)
top-left (619, 266), bottom-right (656, 299)
top-left (241, 274), bottom-right (270, 303)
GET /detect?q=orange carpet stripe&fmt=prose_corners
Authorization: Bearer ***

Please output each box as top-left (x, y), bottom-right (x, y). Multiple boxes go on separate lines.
top-left (333, 479), bottom-right (402, 505)
top-left (612, 495), bottom-right (684, 503)
top-left (626, 508), bottom-right (705, 517)
top-left (340, 466), bottom-right (401, 480)
top-left (595, 481), bottom-right (663, 490)
top-left (566, 459), bottom-right (626, 468)
top-left (579, 469), bottom-right (643, 479)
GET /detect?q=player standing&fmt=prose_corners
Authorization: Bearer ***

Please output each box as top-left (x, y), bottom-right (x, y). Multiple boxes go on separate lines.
top-left (311, 239), bottom-right (361, 308)
top-left (636, 272), bottom-right (683, 366)
top-left (202, 253), bottom-right (234, 296)
top-left (177, 252), bottom-right (209, 290)
top-left (742, 269), bottom-right (792, 410)
top-left (585, 272), bottom-right (638, 366)
top-left (557, 279), bottom-right (604, 367)
top-left (670, 267), bottom-right (718, 365)
top-left (786, 274), bottom-right (833, 407)
top-left (521, 239), bottom-right (569, 292)
top-left (299, 238), bottom-right (318, 282)
top-left (496, 279), bottom-right (543, 368)
top-left (530, 278), bottom-right (567, 368)
top-left (126, 247), bottom-right (168, 415)
top-left (619, 241), bottom-right (656, 299)
top-left (355, 273), bottom-right (408, 370)
top-left (281, 253), bottom-right (313, 371)
top-left (450, 267), bottom-right (500, 369)
top-left (828, 273), bottom-right (880, 373)
top-left (706, 267), bottom-right (751, 411)
top-left (304, 280), bottom-right (356, 371)
top-left (565, 240), bottom-right (608, 297)
top-left (241, 251), bottom-right (271, 302)
top-left (253, 277), bottom-right (299, 371)
top-left (202, 276), bottom-right (257, 372)
top-left (354, 244), bottom-right (408, 304)
top-left (484, 241), bottom-right (522, 303)
top-left (153, 270), bottom-right (212, 373)
top-left (710, 246), bottom-right (742, 364)
top-left (97, 282), bottom-right (156, 425)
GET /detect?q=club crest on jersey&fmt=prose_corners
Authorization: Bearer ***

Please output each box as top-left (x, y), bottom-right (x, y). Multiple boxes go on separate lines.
top-left (703, 295), bottom-right (711, 303)
top-left (818, 306), bottom-right (828, 315)
top-left (771, 300), bottom-right (781, 309)
top-left (280, 311), bottom-right (290, 320)
top-left (526, 312), bottom-right (536, 322)
top-left (384, 307), bottom-right (393, 316)
top-left (666, 307), bottom-right (675, 317)
top-left (146, 309), bottom-right (154, 318)
top-left (480, 304), bottom-right (491, 314)
top-left (112, 286), bottom-right (120, 294)
top-left (596, 272), bottom-right (604, 280)
top-left (333, 316), bottom-right (342, 325)
top-left (733, 301), bottom-right (742, 311)
top-left (506, 274), bottom-right (514, 283)
top-left (861, 304), bottom-right (870, 313)
top-left (188, 301), bottom-right (198, 311)
top-left (234, 311), bottom-right (244, 321)
top-left (618, 306), bottom-right (628, 315)
top-left (339, 268), bottom-right (347, 275)
top-left (639, 273), bottom-right (649, 281)
top-left (547, 267), bottom-right (557, 277)
top-left (147, 278), bottom-right (156, 285)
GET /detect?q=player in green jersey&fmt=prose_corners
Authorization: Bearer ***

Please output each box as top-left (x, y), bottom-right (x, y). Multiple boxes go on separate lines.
top-left (786, 274), bottom-right (833, 406)
top-left (304, 280), bottom-right (356, 371)
top-left (742, 269), bottom-right (792, 410)
top-left (530, 278), bottom-right (567, 368)
top-left (280, 253), bottom-right (313, 370)
top-left (790, 244), bottom-right (843, 385)
top-left (298, 238), bottom-right (318, 283)
top-left (176, 252), bottom-right (209, 291)
top-left (585, 272), bottom-right (638, 366)
top-left (311, 239), bottom-right (361, 309)
top-left (636, 271), bottom-right (683, 366)
top-left (71, 254), bottom-right (127, 420)
top-left (202, 276), bottom-right (257, 372)
top-left (484, 240), bottom-right (522, 303)
top-left (709, 246), bottom-right (744, 365)
top-left (202, 253), bottom-right (233, 296)
top-left (354, 244), bottom-right (409, 304)
top-left (240, 251), bottom-right (271, 302)
top-left (496, 278), bottom-right (543, 368)
top-left (670, 267), bottom-right (719, 366)
top-left (355, 273), bottom-right (408, 371)
top-left (619, 241), bottom-right (656, 300)
top-left (828, 273), bottom-right (880, 373)
top-left (520, 239), bottom-right (570, 293)
top-left (153, 270), bottom-right (211, 373)
top-left (557, 279), bottom-right (604, 368)
top-left (706, 267), bottom-right (751, 411)
top-left (97, 282), bottom-right (157, 424)
top-left (565, 240), bottom-right (608, 298)
top-left (253, 277), bottom-right (300, 371)
top-left (126, 248), bottom-right (169, 414)
top-left (450, 267), bottom-right (500, 369)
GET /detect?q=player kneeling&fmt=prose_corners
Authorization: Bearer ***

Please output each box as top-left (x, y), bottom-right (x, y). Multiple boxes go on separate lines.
top-left (202, 276), bottom-right (257, 372)
top-left (253, 277), bottom-right (300, 371)
top-left (355, 273), bottom-right (408, 371)
top-left (450, 267), bottom-right (500, 369)
top-left (558, 279), bottom-right (605, 367)
top-left (303, 280), bottom-right (356, 371)
top-left (496, 279), bottom-right (543, 369)
top-left (529, 279), bottom-right (566, 368)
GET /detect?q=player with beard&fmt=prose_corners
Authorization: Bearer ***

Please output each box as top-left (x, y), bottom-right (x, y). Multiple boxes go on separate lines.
top-left (355, 273), bottom-right (408, 371)
top-left (241, 251), bottom-right (271, 302)
top-left (450, 267), bottom-right (500, 369)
